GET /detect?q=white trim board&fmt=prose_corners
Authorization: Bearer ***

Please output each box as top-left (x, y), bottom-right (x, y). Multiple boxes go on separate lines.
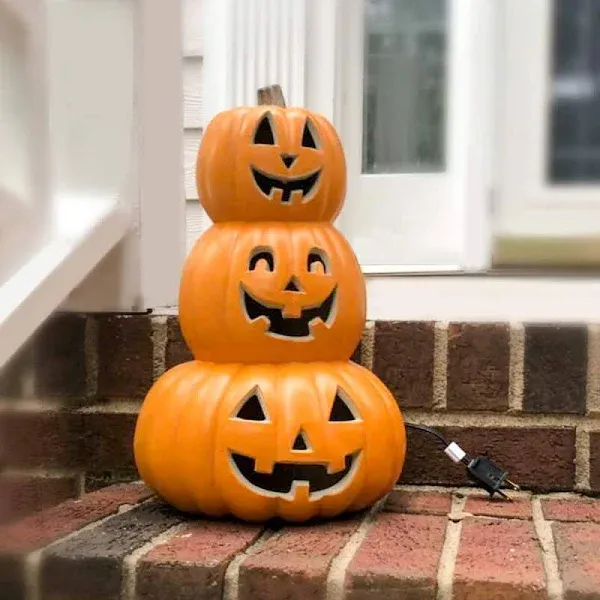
top-left (0, 195), bottom-right (129, 369)
top-left (365, 275), bottom-right (600, 323)
top-left (54, 0), bottom-right (185, 311)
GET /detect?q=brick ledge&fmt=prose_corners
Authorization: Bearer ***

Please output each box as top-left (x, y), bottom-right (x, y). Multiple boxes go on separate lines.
top-left (1, 483), bottom-right (600, 599)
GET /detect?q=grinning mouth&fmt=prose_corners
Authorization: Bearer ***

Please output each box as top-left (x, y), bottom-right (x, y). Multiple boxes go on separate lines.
top-left (229, 451), bottom-right (360, 499)
top-left (241, 286), bottom-right (337, 339)
top-left (251, 167), bottom-right (321, 204)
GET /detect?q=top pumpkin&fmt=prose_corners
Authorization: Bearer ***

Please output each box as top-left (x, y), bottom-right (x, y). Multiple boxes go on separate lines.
top-left (196, 106), bottom-right (346, 222)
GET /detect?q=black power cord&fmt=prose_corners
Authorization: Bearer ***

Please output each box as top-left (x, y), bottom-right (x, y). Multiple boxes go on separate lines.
top-left (405, 422), bottom-right (520, 501)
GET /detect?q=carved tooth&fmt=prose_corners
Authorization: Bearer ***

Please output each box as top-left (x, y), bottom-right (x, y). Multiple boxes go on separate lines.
top-left (253, 457), bottom-right (275, 474)
top-left (282, 304), bottom-right (303, 319)
top-left (327, 456), bottom-right (346, 474)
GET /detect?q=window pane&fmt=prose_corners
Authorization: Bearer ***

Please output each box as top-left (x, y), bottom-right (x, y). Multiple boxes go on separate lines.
top-left (549, 0), bottom-right (600, 182)
top-left (362, 0), bottom-right (448, 174)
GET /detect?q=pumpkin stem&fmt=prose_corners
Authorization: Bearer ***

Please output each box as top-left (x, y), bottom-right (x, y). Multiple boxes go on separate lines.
top-left (257, 84), bottom-right (286, 107)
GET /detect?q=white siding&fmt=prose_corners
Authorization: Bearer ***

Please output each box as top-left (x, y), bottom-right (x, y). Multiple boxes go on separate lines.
top-left (182, 0), bottom-right (204, 57)
top-left (183, 59), bottom-right (203, 129)
top-left (182, 0), bottom-right (208, 253)
top-left (183, 128), bottom-right (202, 199)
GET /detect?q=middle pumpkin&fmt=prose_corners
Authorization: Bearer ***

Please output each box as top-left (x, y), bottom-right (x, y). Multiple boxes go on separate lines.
top-left (179, 222), bottom-right (365, 363)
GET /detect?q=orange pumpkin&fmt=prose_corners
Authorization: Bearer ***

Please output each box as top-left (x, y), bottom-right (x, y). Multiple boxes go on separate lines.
top-left (134, 360), bottom-right (406, 522)
top-left (196, 106), bottom-right (346, 222)
top-left (179, 222), bottom-right (365, 363)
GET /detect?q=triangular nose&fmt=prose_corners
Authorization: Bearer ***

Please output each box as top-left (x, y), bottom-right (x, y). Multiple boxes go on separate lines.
top-left (292, 430), bottom-right (310, 451)
top-left (281, 153), bottom-right (298, 169)
top-left (284, 277), bottom-right (303, 292)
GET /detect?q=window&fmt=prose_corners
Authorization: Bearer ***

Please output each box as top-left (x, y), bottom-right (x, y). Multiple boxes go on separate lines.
top-left (328, 0), bottom-right (496, 271)
top-left (361, 0), bottom-right (447, 175)
top-left (494, 0), bottom-right (600, 264)
top-left (550, 0), bottom-right (600, 184)
top-left (337, 0), bottom-right (473, 270)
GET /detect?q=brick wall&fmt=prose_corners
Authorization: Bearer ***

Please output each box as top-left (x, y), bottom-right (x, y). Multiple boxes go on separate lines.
top-left (1, 312), bottom-right (599, 523)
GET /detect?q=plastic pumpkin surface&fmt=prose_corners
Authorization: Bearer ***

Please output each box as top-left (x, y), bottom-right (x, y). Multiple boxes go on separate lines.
top-left (196, 106), bottom-right (346, 222)
top-left (134, 360), bottom-right (406, 522)
top-left (179, 222), bottom-right (365, 363)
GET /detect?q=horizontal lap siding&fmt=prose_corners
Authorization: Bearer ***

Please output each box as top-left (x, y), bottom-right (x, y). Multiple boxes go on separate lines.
top-left (182, 0), bottom-right (209, 254)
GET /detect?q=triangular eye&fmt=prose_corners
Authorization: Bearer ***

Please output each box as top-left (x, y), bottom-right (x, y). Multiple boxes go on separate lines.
top-left (292, 430), bottom-right (310, 451)
top-left (235, 391), bottom-right (268, 421)
top-left (301, 120), bottom-right (318, 149)
top-left (253, 115), bottom-right (275, 145)
top-left (329, 389), bottom-right (357, 422)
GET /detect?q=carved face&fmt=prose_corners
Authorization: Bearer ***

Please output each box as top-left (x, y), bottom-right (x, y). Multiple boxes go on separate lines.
top-left (134, 361), bottom-right (407, 522)
top-left (240, 244), bottom-right (337, 341)
top-left (196, 106), bottom-right (347, 222)
top-left (249, 113), bottom-right (323, 205)
top-left (179, 223), bottom-right (365, 364)
top-left (227, 386), bottom-right (362, 501)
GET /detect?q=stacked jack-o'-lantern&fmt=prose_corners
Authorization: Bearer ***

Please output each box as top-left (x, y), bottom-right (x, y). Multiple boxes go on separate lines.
top-left (134, 88), bottom-right (407, 522)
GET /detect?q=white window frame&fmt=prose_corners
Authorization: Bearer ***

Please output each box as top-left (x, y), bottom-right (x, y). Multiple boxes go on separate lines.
top-left (334, 0), bottom-right (495, 273)
top-left (0, 0), bottom-right (185, 369)
top-left (495, 0), bottom-right (600, 241)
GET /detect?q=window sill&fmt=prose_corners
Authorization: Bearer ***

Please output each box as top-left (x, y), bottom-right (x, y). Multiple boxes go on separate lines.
top-left (493, 236), bottom-right (600, 269)
top-left (365, 273), bottom-right (600, 322)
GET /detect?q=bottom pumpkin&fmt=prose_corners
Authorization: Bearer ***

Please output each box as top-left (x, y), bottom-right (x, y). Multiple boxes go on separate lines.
top-left (134, 360), bottom-right (406, 522)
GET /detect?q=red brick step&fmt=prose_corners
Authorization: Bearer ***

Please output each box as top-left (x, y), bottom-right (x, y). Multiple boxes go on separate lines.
top-left (1, 484), bottom-right (600, 600)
